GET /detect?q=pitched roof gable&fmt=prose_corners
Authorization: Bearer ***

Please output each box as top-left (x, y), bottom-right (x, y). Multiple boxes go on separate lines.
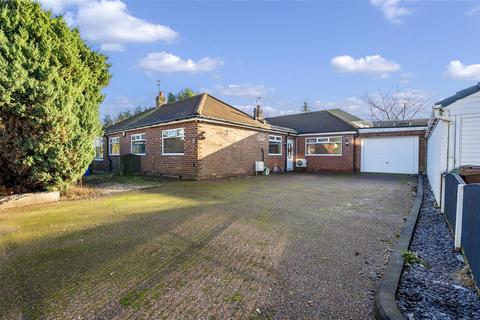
top-left (104, 93), bottom-right (279, 134)
top-left (266, 109), bottom-right (364, 134)
top-left (105, 94), bottom-right (203, 134)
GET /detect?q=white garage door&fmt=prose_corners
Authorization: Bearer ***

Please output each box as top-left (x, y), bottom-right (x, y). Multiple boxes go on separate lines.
top-left (361, 136), bottom-right (419, 174)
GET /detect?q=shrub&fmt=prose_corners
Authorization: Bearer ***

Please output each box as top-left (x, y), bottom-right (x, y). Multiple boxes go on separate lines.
top-left (0, 0), bottom-right (110, 192)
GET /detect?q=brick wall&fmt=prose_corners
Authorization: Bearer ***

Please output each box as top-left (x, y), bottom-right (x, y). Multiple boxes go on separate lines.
top-left (104, 121), bottom-right (199, 179)
top-left (197, 122), bottom-right (287, 179)
top-left (355, 130), bottom-right (426, 172)
top-left (296, 134), bottom-right (355, 172)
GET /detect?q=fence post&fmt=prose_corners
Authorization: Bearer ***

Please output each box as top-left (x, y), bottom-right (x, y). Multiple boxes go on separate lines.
top-left (455, 183), bottom-right (465, 250)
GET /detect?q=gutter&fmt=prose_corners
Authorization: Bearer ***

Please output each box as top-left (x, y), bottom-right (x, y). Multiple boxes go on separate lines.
top-left (105, 116), bottom-right (297, 136)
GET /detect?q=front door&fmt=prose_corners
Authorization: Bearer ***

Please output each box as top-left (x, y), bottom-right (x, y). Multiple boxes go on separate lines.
top-left (287, 139), bottom-right (294, 171)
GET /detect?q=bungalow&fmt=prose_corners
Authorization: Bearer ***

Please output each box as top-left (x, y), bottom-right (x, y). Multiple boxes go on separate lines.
top-left (426, 82), bottom-right (480, 207)
top-left (93, 92), bottom-right (427, 179)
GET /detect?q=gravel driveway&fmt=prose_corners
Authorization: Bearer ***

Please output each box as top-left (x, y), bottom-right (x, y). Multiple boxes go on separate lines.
top-left (257, 173), bottom-right (416, 319)
top-left (0, 173), bottom-right (415, 320)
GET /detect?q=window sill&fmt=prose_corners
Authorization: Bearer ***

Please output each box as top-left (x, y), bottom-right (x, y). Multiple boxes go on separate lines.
top-left (109, 154), bottom-right (120, 156)
top-left (269, 153), bottom-right (283, 156)
top-left (94, 158), bottom-right (104, 161)
top-left (162, 153), bottom-right (185, 156)
top-left (305, 154), bottom-right (343, 157)
top-left (132, 153), bottom-right (146, 156)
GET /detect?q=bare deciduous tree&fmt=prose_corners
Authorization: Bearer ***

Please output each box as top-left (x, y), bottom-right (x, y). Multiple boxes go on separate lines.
top-left (361, 88), bottom-right (428, 121)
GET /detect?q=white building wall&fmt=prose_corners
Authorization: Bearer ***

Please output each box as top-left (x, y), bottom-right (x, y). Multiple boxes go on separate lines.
top-left (427, 90), bottom-right (480, 207)
top-left (427, 120), bottom-right (448, 205)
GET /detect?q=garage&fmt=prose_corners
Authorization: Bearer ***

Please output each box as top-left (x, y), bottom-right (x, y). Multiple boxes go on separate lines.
top-left (361, 136), bottom-right (420, 174)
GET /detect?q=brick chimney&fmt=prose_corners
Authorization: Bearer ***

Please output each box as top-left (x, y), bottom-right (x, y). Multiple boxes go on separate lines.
top-left (254, 104), bottom-right (263, 120)
top-left (155, 91), bottom-right (166, 108)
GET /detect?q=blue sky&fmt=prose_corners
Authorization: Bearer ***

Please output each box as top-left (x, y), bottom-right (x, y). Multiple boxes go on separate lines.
top-left (40, 0), bottom-right (480, 120)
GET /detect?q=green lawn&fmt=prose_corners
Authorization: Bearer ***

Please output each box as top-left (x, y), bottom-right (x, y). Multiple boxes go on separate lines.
top-left (0, 174), bottom-right (414, 319)
top-left (0, 176), bottom-right (288, 319)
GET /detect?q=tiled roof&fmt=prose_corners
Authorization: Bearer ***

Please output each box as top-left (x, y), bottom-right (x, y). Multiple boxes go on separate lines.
top-left (104, 94), bottom-right (365, 135)
top-left (105, 93), bottom-right (279, 134)
top-left (266, 109), bottom-right (364, 134)
top-left (105, 94), bottom-right (203, 133)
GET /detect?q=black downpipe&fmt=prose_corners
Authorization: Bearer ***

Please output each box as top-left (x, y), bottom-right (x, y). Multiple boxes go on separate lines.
top-left (284, 134), bottom-right (289, 174)
top-left (106, 135), bottom-right (112, 172)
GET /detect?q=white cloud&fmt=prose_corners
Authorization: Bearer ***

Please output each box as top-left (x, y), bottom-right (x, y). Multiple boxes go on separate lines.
top-left (446, 60), bottom-right (480, 80)
top-left (313, 89), bottom-right (431, 120)
top-left (235, 105), bottom-right (281, 118)
top-left (331, 55), bottom-right (401, 76)
top-left (400, 72), bottom-right (414, 84)
top-left (314, 97), bottom-right (366, 115)
top-left (100, 95), bottom-right (148, 118)
top-left (466, 5), bottom-right (480, 16)
top-left (100, 43), bottom-right (124, 52)
top-left (138, 52), bottom-right (223, 73)
top-left (39, 0), bottom-right (87, 14)
top-left (370, 0), bottom-right (411, 23)
top-left (39, 0), bottom-right (178, 50)
top-left (216, 84), bottom-right (267, 97)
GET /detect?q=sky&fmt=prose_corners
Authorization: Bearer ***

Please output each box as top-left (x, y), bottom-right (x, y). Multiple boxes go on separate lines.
top-left (39, 0), bottom-right (480, 120)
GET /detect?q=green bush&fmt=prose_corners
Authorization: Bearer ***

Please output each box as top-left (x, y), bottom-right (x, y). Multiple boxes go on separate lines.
top-left (0, 0), bottom-right (110, 192)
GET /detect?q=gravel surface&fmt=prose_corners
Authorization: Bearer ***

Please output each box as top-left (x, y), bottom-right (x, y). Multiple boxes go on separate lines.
top-left (397, 178), bottom-right (480, 319)
top-left (257, 174), bottom-right (416, 320)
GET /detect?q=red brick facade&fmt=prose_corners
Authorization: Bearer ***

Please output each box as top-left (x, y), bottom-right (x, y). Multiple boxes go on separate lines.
top-left (196, 122), bottom-right (289, 178)
top-left (295, 134), bottom-right (356, 172)
top-left (93, 120), bottom-right (425, 179)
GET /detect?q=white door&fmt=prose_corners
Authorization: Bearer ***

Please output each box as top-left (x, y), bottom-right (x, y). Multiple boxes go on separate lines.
top-left (286, 139), bottom-right (294, 171)
top-left (361, 136), bottom-right (419, 174)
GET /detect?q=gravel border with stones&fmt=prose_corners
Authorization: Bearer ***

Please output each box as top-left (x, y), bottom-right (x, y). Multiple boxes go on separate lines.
top-left (396, 177), bottom-right (480, 319)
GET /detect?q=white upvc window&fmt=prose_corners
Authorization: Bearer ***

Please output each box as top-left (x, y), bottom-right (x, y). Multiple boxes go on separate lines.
top-left (162, 128), bottom-right (184, 155)
top-left (131, 133), bottom-right (146, 155)
top-left (94, 137), bottom-right (104, 161)
top-left (109, 137), bottom-right (120, 156)
top-left (305, 136), bottom-right (342, 156)
top-left (268, 135), bottom-right (282, 155)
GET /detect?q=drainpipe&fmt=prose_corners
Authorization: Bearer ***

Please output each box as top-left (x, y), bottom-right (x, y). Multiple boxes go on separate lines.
top-left (284, 134), bottom-right (289, 174)
top-left (436, 107), bottom-right (451, 211)
top-left (106, 135), bottom-right (112, 172)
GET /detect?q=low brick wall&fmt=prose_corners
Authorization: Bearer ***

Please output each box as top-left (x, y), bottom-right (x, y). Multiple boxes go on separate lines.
top-left (0, 191), bottom-right (60, 211)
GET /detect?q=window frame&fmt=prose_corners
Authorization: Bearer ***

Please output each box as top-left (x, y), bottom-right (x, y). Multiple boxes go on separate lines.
top-left (305, 136), bottom-right (343, 157)
top-left (94, 137), bottom-right (104, 161)
top-left (108, 136), bottom-right (120, 156)
top-left (268, 135), bottom-right (283, 156)
top-left (130, 133), bottom-right (146, 156)
top-left (162, 128), bottom-right (185, 156)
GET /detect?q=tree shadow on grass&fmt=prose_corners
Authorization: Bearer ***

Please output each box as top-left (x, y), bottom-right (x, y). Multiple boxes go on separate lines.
top-left (0, 200), bottom-right (235, 320)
